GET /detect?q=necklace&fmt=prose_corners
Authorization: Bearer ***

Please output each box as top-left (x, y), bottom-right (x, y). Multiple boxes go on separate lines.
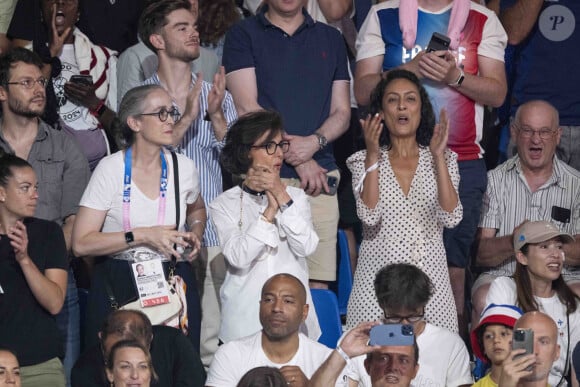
top-left (238, 186), bottom-right (244, 230)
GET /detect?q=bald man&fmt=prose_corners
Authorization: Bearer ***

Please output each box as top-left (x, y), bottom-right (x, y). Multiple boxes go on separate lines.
top-left (206, 273), bottom-right (336, 387)
top-left (472, 100), bottom-right (580, 323)
top-left (498, 311), bottom-right (560, 387)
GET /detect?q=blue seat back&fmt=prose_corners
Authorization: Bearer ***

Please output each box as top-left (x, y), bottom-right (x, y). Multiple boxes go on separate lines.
top-left (311, 289), bottom-right (342, 348)
top-left (336, 229), bottom-right (353, 315)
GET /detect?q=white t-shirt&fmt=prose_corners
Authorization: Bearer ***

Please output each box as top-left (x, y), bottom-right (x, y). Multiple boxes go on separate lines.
top-left (345, 323), bottom-right (473, 387)
top-left (80, 149), bottom-right (200, 234)
top-left (487, 276), bottom-right (580, 387)
top-left (206, 331), bottom-right (335, 387)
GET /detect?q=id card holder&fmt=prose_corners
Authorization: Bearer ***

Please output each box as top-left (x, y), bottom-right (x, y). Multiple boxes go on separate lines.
top-left (131, 259), bottom-right (171, 307)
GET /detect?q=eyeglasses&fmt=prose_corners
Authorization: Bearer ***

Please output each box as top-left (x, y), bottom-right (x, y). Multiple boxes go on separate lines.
top-left (516, 125), bottom-right (556, 139)
top-left (383, 310), bottom-right (425, 324)
top-left (6, 78), bottom-right (48, 89)
top-left (138, 107), bottom-right (181, 123)
top-left (250, 141), bottom-right (290, 155)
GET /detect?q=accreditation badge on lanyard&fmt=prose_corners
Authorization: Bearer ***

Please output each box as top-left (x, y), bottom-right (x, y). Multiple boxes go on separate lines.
top-left (124, 147), bottom-right (171, 307)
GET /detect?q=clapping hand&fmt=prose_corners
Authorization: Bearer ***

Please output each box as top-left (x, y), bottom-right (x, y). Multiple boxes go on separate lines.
top-left (429, 109), bottom-right (449, 158)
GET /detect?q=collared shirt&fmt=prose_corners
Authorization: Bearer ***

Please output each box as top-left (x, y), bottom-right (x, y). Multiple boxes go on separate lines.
top-left (479, 155), bottom-right (580, 278)
top-left (0, 119), bottom-right (90, 224)
top-left (222, 5), bottom-right (350, 179)
top-left (143, 73), bottom-right (237, 247)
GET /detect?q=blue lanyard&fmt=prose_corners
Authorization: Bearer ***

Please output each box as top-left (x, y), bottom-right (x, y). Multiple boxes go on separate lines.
top-left (122, 147), bottom-right (168, 231)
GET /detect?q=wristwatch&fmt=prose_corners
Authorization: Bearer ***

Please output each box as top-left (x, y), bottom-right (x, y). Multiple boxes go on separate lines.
top-left (279, 199), bottom-right (294, 213)
top-left (448, 68), bottom-right (465, 87)
top-left (124, 231), bottom-right (135, 246)
top-left (314, 132), bottom-right (328, 150)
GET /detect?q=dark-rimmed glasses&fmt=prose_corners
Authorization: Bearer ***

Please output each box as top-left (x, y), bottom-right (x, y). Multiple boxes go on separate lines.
top-left (138, 107), bottom-right (181, 123)
top-left (383, 309), bottom-right (425, 324)
top-left (250, 141), bottom-right (290, 155)
top-left (6, 78), bottom-right (48, 89)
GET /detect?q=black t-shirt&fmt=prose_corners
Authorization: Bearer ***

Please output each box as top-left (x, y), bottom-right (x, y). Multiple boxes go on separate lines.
top-left (71, 325), bottom-right (206, 387)
top-left (0, 218), bottom-right (67, 366)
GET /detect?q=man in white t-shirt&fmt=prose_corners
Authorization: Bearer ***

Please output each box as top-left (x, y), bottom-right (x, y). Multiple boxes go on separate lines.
top-left (345, 263), bottom-right (473, 387)
top-left (206, 273), bottom-right (333, 387)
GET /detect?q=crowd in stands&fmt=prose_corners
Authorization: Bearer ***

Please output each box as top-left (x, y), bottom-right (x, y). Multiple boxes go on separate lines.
top-left (1, 0), bottom-right (580, 386)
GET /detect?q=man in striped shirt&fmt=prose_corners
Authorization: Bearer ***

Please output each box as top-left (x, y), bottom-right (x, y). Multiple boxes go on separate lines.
top-left (472, 100), bottom-right (580, 323)
top-left (138, 0), bottom-right (237, 366)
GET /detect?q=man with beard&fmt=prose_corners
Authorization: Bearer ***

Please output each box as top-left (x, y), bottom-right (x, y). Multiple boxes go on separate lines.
top-left (498, 312), bottom-right (560, 387)
top-left (0, 47), bottom-right (90, 386)
top-left (206, 274), bottom-right (335, 387)
top-left (139, 0), bottom-right (237, 361)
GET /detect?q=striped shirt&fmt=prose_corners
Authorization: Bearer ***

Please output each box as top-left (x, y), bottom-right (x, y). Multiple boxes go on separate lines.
top-left (143, 72), bottom-right (238, 247)
top-left (479, 155), bottom-right (580, 279)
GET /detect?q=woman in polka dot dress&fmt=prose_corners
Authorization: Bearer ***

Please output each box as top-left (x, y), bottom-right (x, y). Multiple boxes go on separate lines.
top-left (346, 69), bottom-right (463, 333)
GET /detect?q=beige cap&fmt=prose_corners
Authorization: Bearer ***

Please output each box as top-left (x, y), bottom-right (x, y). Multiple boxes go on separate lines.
top-left (513, 220), bottom-right (574, 251)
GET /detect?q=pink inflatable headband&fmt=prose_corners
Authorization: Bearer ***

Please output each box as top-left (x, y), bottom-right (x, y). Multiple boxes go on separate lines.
top-left (399, 0), bottom-right (471, 50)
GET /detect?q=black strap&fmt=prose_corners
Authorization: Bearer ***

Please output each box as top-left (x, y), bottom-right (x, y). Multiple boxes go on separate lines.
top-left (170, 151), bottom-right (179, 271)
top-left (105, 151), bottom-right (181, 309)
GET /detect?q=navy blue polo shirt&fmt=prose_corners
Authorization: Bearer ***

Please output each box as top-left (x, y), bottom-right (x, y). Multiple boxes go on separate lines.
top-left (223, 6), bottom-right (350, 179)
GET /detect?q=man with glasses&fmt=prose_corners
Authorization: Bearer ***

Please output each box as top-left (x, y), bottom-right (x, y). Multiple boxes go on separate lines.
top-left (472, 99), bottom-right (580, 324)
top-left (0, 47), bottom-right (90, 384)
top-left (139, 0), bottom-right (237, 366)
top-left (344, 263), bottom-right (472, 386)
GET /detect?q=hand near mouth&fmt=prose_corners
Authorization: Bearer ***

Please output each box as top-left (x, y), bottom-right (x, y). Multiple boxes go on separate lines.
top-left (48, 3), bottom-right (73, 58)
top-left (361, 113), bottom-right (383, 158)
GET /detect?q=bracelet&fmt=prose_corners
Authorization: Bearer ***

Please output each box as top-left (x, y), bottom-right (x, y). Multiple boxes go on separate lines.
top-left (354, 159), bottom-right (380, 193)
top-left (90, 100), bottom-right (107, 118)
top-left (336, 345), bottom-right (350, 362)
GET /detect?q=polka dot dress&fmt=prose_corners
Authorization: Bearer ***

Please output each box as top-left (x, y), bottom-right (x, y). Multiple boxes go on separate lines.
top-left (345, 147), bottom-right (461, 333)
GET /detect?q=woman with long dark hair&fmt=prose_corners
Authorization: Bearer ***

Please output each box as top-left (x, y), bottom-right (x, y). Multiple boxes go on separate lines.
top-left (346, 69), bottom-right (462, 332)
top-left (486, 220), bottom-right (580, 386)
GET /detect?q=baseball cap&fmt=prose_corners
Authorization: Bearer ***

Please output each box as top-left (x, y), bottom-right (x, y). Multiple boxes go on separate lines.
top-left (513, 220), bottom-right (574, 252)
top-left (470, 303), bottom-right (523, 363)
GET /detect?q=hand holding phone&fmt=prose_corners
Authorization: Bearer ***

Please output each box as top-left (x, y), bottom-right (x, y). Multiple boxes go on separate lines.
top-left (426, 32), bottom-right (451, 54)
top-left (512, 328), bottom-right (534, 371)
top-left (69, 74), bottom-right (93, 86)
top-left (322, 175), bottom-right (338, 196)
top-left (369, 324), bottom-right (414, 346)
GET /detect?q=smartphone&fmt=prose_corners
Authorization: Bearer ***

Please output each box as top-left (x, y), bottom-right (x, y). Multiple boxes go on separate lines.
top-left (512, 328), bottom-right (534, 359)
top-left (426, 32), bottom-right (451, 54)
top-left (70, 74), bottom-right (93, 86)
top-left (551, 205), bottom-right (571, 224)
top-left (322, 175), bottom-right (338, 196)
top-left (369, 324), bottom-right (414, 346)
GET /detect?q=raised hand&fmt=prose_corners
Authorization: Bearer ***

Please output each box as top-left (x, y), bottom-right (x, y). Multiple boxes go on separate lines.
top-left (182, 72), bottom-right (204, 123)
top-left (48, 3), bottom-right (72, 58)
top-left (8, 221), bottom-right (30, 263)
top-left (429, 109), bottom-right (449, 158)
top-left (361, 113), bottom-right (383, 157)
top-left (207, 66), bottom-right (226, 117)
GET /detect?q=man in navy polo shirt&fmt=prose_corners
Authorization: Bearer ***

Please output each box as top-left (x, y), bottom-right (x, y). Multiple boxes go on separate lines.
top-left (222, 0), bottom-right (351, 289)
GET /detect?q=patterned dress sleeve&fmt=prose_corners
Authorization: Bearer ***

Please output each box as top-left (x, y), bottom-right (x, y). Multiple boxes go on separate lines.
top-left (436, 149), bottom-right (463, 228)
top-left (347, 149), bottom-right (385, 227)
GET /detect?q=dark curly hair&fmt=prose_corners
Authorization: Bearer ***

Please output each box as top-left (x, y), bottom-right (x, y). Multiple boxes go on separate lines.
top-left (198, 0), bottom-right (241, 47)
top-left (220, 110), bottom-right (284, 176)
top-left (369, 69), bottom-right (435, 149)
